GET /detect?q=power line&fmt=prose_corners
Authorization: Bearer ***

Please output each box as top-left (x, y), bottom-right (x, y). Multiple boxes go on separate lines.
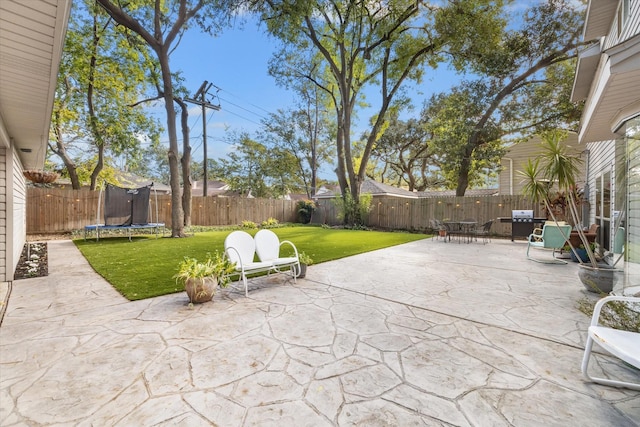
top-left (220, 108), bottom-right (263, 126)
top-left (218, 96), bottom-right (269, 121)
top-left (214, 85), bottom-right (273, 115)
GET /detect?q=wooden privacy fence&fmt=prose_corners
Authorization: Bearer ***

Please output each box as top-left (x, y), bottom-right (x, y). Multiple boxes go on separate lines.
top-left (26, 188), bottom-right (542, 237)
top-left (26, 188), bottom-right (299, 233)
top-left (314, 194), bottom-right (543, 237)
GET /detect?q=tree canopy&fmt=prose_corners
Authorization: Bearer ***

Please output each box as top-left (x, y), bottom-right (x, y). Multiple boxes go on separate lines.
top-left (49, 0), bottom-right (161, 190)
top-left (95, 0), bottom-right (239, 236)
top-left (253, 0), bottom-right (506, 223)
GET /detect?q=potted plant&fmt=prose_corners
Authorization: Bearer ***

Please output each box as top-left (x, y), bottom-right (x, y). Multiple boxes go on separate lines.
top-left (519, 130), bottom-right (621, 292)
top-left (569, 242), bottom-right (596, 263)
top-left (174, 251), bottom-right (236, 304)
top-left (296, 252), bottom-right (313, 278)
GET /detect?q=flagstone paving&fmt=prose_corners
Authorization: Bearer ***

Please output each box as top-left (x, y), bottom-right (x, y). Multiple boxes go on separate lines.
top-left (1, 238), bottom-right (638, 426)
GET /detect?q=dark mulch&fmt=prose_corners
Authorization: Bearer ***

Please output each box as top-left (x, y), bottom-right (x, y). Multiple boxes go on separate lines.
top-left (14, 242), bottom-right (48, 280)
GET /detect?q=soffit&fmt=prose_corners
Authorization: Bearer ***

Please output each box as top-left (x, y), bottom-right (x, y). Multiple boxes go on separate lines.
top-left (0, 0), bottom-right (71, 169)
top-left (578, 35), bottom-right (640, 143)
top-left (583, 0), bottom-right (618, 41)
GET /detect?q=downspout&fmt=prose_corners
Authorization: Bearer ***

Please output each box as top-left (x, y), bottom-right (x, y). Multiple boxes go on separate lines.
top-left (503, 157), bottom-right (514, 195)
top-left (582, 150), bottom-right (590, 229)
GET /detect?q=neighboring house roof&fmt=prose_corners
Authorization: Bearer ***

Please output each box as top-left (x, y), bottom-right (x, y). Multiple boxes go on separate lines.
top-left (48, 172), bottom-right (172, 194)
top-left (361, 179), bottom-right (418, 199)
top-left (417, 188), bottom-right (499, 198)
top-left (314, 179), bottom-right (418, 199)
top-left (285, 193), bottom-right (312, 202)
top-left (314, 179), bottom-right (497, 199)
top-left (0, 0), bottom-right (72, 170)
top-left (191, 180), bottom-right (230, 197)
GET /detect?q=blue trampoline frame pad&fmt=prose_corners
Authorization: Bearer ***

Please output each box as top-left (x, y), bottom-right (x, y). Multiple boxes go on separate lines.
top-left (84, 223), bottom-right (165, 241)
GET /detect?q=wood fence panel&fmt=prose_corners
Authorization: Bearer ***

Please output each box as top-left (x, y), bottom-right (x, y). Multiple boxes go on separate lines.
top-left (313, 194), bottom-right (544, 237)
top-left (26, 188), bottom-right (300, 233)
top-left (26, 188), bottom-right (543, 237)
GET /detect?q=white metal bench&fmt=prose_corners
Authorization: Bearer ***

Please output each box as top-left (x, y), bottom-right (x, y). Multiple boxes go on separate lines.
top-left (581, 295), bottom-right (640, 390)
top-left (224, 230), bottom-right (300, 297)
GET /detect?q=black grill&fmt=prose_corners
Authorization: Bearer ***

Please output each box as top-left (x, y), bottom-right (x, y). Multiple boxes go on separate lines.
top-left (499, 210), bottom-right (546, 241)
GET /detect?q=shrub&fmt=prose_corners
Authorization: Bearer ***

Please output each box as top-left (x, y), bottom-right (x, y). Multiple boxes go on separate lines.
top-left (297, 200), bottom-right (316, 224)
top-left (241, 220), bottom-right (258, 229)
top-left (261, 217), bottom-right (279, 228)
top-left (333, 192), bottom-right (372, 226)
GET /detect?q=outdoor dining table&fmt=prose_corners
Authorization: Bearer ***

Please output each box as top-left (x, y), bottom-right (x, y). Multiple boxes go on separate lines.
top-left (444, 220), bottom-right (478, 243)
top-left (459, 221), bottom-right (478, 243)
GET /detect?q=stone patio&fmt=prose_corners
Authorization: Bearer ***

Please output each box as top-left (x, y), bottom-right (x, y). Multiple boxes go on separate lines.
top-left (0, 238), bottom-right (638, 425)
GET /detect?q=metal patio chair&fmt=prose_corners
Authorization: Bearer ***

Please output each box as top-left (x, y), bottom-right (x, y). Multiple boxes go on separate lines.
top-left (581, 295), bottom-right (640, 390)
top-left (526, 223), bottom-right (572, 264)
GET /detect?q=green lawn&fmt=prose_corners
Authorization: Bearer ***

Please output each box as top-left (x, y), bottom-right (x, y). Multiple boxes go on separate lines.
top-left (74, 225), bottom-right (429, 300)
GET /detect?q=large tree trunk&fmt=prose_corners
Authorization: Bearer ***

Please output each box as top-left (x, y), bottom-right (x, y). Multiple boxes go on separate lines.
top-left (87, 17), bottom-right (103, 192)
top-left (89, 144), bottom-right (105, 191)
top-left (176, 98), bottom-right (192, 227)
top-left (158, 50), bottom-right (185, 237)
top-left (455, 139), bottom-right (475, 196)
top-left (50, 112), bottom-right (81, 189)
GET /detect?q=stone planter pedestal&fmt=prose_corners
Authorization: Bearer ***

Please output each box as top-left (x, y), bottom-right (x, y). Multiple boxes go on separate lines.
top-left (578, 264), bottom-right (616, 294)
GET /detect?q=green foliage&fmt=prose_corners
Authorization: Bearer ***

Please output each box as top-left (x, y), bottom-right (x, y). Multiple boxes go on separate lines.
top-left (241, 220), bottom-right (258, 229)
top-left (94, 0), bottom-right (238, 237)
top-left (298, 251), bottom-right (313, 266)
top-left (297, 200), bottom-right (316, 224)
top-left (173, 251), bottom-right (236, 288)
top-left (255, 0), bottom-right (506, 204)
top-left (333, 192), bottom-right (372, 226)
top-left (519, 129), bottom-right (582, 222)
top-left (210, 133), bottom-right (303, 198)
top-left (261, 218), bottom-right (280, 228)
top-left (50, 0), bottom-right (161, 189)
top-left (370, 113), bottom-right (438, 191)
top-left (258, 105), bottom-right (335, 198)
top-left (74, 226), bottom-right (427, 300)
top-left (578, 297), bottom-right (640, 333)
top-left (417, 0), bottom-right (585, 194)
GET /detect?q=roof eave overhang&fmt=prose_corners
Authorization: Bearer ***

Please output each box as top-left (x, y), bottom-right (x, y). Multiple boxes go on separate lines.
top-left (571, 40), bottom-right (604, 102)
top-left (0, 0), bottom-right (72, 170)
top-left (583, 0), bottom-right (618, 41)
top-left (577, 34), bottom-right (640, 143)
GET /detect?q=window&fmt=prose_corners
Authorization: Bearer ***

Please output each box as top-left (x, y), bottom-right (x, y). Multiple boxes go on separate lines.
top-left (618, 0), bottom-right (630, 36)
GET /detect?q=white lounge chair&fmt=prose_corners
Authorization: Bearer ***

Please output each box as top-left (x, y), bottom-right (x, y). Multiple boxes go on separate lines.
top-left (255, 229), bottom-right (300, 278)
top-left (224, 230), bottom-right (274, 297)
top-left (581, 295), bottom-right (640, 390)
top-left (224, 230), bottom-right (300, 297)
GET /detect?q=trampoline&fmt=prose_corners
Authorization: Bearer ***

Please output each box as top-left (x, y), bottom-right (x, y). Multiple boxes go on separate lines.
top-left (84, 184), bottom-right (165, 241)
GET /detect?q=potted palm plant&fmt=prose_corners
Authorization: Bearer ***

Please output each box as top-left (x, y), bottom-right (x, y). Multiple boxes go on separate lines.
top-left (519, 130), bottom-right (619, 293)
top-left (174, 252), bottom-right (236, 303)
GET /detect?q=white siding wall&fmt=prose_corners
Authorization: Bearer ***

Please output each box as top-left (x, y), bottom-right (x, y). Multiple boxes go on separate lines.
top-left (623, 117), bottom-right (639, 290)
top-left (0, 146), bottom-right (27, 282)
top-left (604, 0), bottom-right (640, 49)
top-left (12, 147), bottom-right (26, 279)
top-left (585, 140), bottom-right (616, 247)
top-left (0, 148), bottom-right (6, 281)
top-left (499, 133), bottom-right (586, 196)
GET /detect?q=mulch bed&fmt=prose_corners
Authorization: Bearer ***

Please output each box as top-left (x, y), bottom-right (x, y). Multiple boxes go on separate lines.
top-left (14, 242), bottom-right (48, 280)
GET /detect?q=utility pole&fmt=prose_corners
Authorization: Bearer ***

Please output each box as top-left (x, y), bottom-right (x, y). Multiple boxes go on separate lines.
top-left (185, 81), bottom-right (220, 197)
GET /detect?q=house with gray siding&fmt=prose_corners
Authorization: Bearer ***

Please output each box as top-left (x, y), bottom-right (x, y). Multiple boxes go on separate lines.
top-left (0, 0), bottom-right (71, 283)
top-left (571, 0), bottom-right (640, 294)
top-left (498, 133), bottom-right (587, 196)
